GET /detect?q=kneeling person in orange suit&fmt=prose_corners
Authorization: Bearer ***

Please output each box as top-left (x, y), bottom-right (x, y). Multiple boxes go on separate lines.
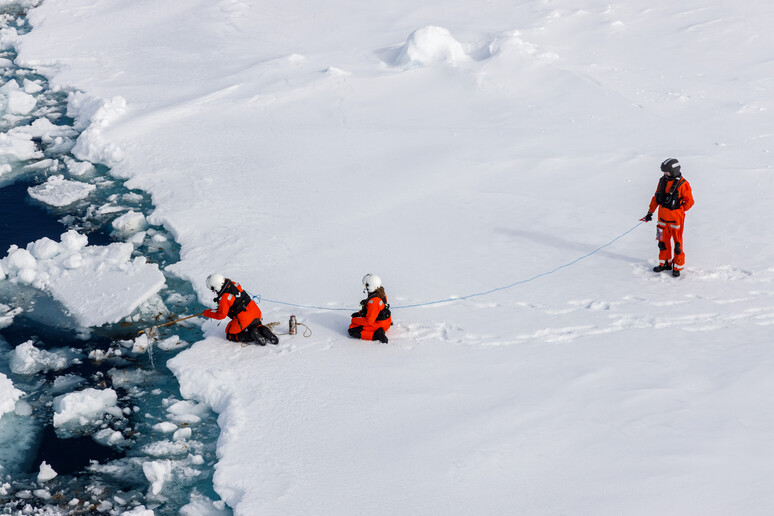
top-left (349, 274), bottom-right (391, 344)
top-left (202, 273), bottom-right (278, 345)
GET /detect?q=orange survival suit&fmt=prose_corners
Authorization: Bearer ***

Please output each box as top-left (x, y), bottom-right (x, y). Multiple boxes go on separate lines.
top-left (648, 175), bottom-right (694, 272)
top-left (202, 280), bottom-right (277, 344)
top-left (349, 292), bottom-right (391, 343)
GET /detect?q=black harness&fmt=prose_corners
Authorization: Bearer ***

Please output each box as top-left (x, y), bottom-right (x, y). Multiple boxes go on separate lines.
top-left (655, 176), bottom-right (684, 210)
top-left (216, 280), bottom-right (252, 319)
top-left (356, 293), bottom-right (391, 321)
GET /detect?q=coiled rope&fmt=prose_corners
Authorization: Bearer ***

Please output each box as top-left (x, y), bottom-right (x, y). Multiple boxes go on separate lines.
top-left (253, 221), bottom-right (644, 311)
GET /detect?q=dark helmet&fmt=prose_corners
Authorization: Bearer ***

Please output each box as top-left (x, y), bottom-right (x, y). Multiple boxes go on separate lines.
top-left (660, 158), bottom-right (681, 177)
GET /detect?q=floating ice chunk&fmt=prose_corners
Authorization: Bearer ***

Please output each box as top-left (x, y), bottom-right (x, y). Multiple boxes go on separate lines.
top-left (394, 26), bottom-right (469, 67)
top-left (9, 340), bottom-right (74, 375)
top-left (0, 304), bottom-right (22, 329)
top-left (143, 439), bottom-right (190, 457)
top-left (0, 163), bottom-right (10, 177)
top-left (27, 175), bottom-right (96, 207)
top-left (111, 210), bottom-right (148, 239)
top-left (121, 506), bottom-right (155, 516)
top-left (51, 374), bottom-right (86, 394)
top-left (166, 399), bottom-right (208, 425)
top-left (0, 132), bottom-right (41, 162)
top-left (157, 335), bottom-right (190, 351)
top-left (23, 79), bottom-right (43, 94)
top-left (143, 459), bottom-right (173, 497)
top-left (0, 230), bottom-right (166, 327)
top-left (63, 156), bottom-right (95, 177)
top-left (52, 387), bottom-right (119, 433)
top-left (93, 428), bottom-right (128, 447)
top-left (37, 461), bottom-right (58, 483)
top-left (173, 427), bottom-right (192, 441)
top-left (180, 491), bottom-right (231, 516)
top-left (0, 373), bottom-right (23, 418)
top-left (15, 399), bottom-right (32, 416)
top-left (0, 80), bottom-right (37, 114)
top-left (153, 421), bottom-right (178, 434)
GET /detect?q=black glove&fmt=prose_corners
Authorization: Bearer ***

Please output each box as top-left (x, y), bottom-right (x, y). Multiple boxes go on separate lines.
top-left (643, 212), bottom-right (653, 222)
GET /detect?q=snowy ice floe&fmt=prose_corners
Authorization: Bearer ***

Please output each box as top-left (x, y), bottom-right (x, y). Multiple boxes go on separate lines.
top-left (9, 340), bottom-right (78, 375)
top-left (0, 373), bottom-right (23, 419)
top-left (52, 387), bottom-right (120, 435)
top-left (0, 229), bottom-right (166, 328)
top-left (27, 174), bottom-right (96, 207)
top-left (394, 26), bottom-right (469, 68)
top-left (0, 79), bottom-right (36, 115)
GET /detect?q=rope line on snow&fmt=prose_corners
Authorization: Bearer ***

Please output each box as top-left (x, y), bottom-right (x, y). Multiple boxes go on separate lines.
top-left (252, 221), bottom-right (645, 311)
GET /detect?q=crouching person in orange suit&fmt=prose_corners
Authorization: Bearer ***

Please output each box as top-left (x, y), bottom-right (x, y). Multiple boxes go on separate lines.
top-left (202, 273), bottom-right (278, 345)
top-left (349, 274), bottom-right (391, 343)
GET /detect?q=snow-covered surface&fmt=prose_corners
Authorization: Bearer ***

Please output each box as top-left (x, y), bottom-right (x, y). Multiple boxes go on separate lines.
top-left (12, 0), bottom-right (774, 514)
top-left (0, 230), bottom-right (166, 327)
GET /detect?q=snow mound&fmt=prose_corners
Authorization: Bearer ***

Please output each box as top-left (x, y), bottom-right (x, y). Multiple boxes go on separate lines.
top-left (394, 26), bottom-right (469, 67)
top-left (27, 174), bottom-right (96, 207)
top-left (52, 387), bottom-right (119, 434)
top-left (67, 92), bottom-right (126, 166)
top-left (0, 373), bottom-right (23, 418)
top-left (0, 230), bottom-right (166, 327)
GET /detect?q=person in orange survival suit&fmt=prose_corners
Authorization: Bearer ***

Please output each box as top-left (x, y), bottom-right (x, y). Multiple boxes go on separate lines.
top-left (348, 274), bottom-right (391, 343)
top-left (642, 158), bottom-right (695, 277)
top-left (202, 273), bottom-right (279, 345)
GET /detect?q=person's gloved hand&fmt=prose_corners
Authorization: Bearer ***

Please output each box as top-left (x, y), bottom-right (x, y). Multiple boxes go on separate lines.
top-left (642, 212), bottom-right (653, 222)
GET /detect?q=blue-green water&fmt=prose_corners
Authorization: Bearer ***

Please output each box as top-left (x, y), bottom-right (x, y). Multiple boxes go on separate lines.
top-left (0, 3), bottom-right (229, 514)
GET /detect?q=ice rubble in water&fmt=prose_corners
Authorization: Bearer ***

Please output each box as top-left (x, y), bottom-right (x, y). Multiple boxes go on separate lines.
top-left (0, 229), bottom-right (165, 327)
top-left (27, 174), bottom-right (96, 207)
top-left (9, 340), bottom-right (79, 375)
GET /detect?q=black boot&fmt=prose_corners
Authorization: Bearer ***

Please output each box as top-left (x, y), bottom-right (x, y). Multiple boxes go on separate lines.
top-left (249, 327), bottom-right (267, 346)
top-left (373, 328), bottom-right (389, 344)
top-left (653, 262), bottom-right (672, 272)
top-left (672, 269), bottom-right (681, 277)
top-left (259, 325), bottom-right (279, 345)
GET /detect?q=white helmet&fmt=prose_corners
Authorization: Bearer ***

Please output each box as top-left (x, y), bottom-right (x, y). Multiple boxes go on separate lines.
top-left (206, 273), bottom-right (226, 293)
top-left (362, 273), bottom-right (382, 293)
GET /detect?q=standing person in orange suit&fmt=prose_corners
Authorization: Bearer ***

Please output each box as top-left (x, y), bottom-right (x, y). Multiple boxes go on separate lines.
top-left (202, 273), bottom-right (278, 345)
top-left (349, 274), bottom-right (392, 343)
top-left (642, 158), bottom-right (695, 277)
